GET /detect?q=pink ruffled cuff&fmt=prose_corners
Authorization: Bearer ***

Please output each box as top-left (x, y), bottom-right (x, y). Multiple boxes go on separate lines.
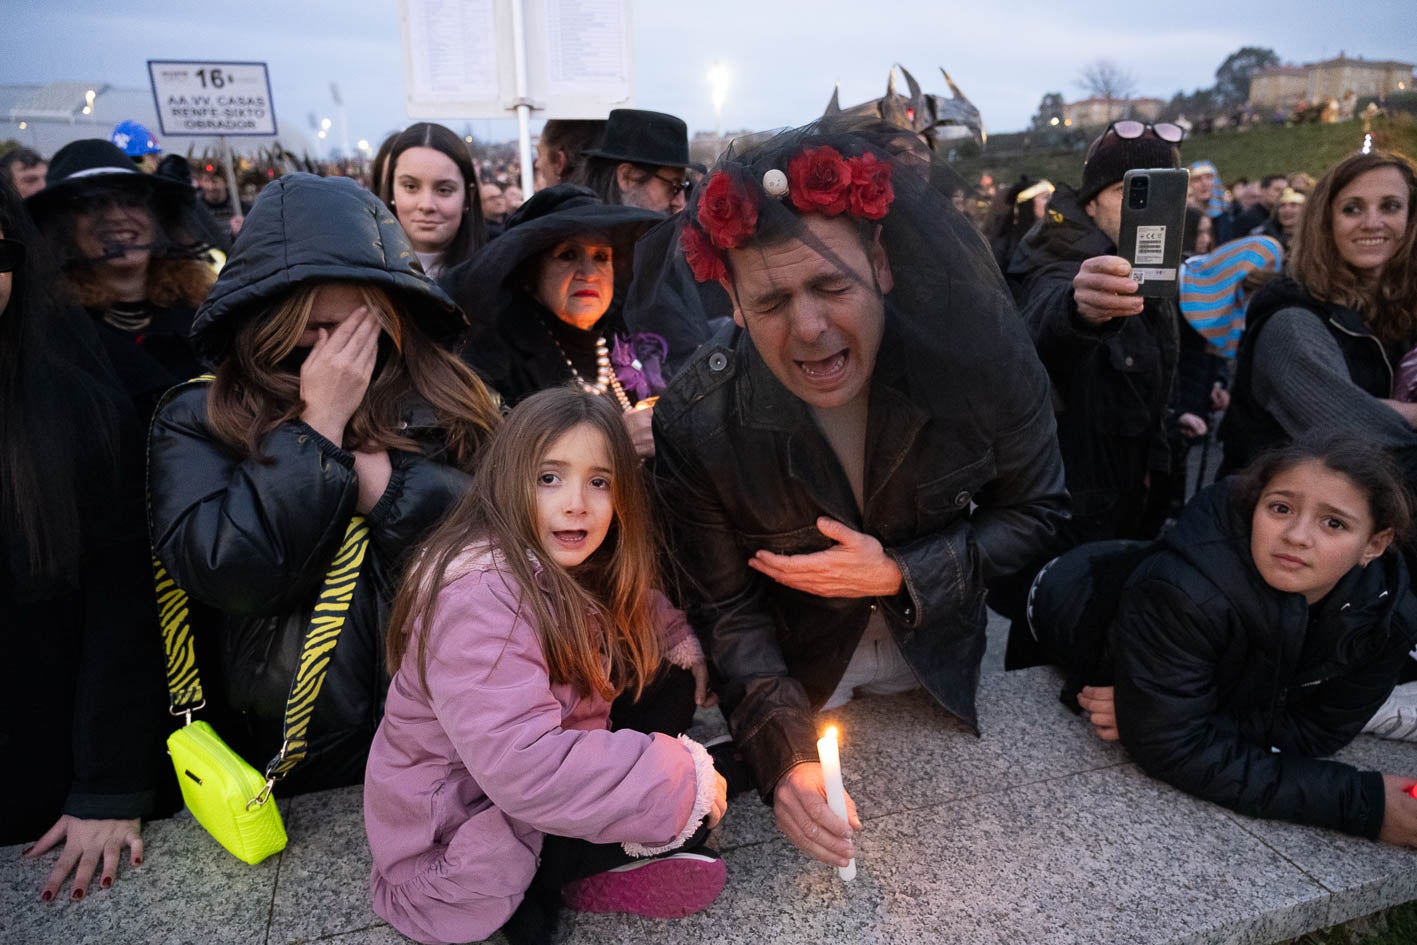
top-left (621, 735), bottom-right (718, 857)
top-left (664, 634), bottom-right (704, 670)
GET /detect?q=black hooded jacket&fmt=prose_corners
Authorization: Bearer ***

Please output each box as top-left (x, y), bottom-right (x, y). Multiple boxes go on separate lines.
top-left (1007, 185), bottom-right (1178, 544)
top-left (148, 175), bottom-right (474, 794)
top-left (1111, 479), bottom-right (1417, 838)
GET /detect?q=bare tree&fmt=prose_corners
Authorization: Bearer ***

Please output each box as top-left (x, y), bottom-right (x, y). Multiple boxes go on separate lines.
top-left (1077, 60), bottom-right (1138, 104)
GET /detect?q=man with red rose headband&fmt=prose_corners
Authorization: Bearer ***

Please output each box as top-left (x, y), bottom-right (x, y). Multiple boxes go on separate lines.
top-left (649, 120), bottom-right (1069, 868)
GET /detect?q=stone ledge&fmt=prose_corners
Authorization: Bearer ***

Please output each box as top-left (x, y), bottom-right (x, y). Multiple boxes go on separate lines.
top-left (3, 666), bottom-right (1415, 945)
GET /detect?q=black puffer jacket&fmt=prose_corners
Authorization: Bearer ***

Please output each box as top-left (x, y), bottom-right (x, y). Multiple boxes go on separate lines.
top-left (148, 174), bottom-right (473, 793)
top-left (1007, 185), bottom-right (1178, 545)
top-left (1111, 479), bottom-right (1417, 838)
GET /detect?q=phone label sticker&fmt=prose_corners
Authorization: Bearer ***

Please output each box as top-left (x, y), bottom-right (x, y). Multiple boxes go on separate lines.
top-left (1135, 225), bottom-right (1166, 265)
top-left (1131, 267), bottom-right (1177, 283)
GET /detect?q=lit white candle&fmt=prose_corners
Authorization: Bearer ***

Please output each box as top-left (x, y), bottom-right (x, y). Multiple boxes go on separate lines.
top-left (815, 725), bottom-right (856, 881)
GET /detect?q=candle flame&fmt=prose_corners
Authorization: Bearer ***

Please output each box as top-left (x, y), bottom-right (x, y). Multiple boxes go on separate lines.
top-left (824, 725), bottom-right (838, 741)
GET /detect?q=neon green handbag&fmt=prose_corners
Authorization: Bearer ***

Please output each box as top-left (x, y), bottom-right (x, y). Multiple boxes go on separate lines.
top-left (156, 500), bottom-right (370, 864)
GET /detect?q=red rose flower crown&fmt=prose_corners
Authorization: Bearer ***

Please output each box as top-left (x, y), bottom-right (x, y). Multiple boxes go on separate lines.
top-left (680, 145), bottom-right (895, 283)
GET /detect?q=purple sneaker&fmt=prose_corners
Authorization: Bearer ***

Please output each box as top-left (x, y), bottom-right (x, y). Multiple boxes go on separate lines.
top-left (562, 851), bottom-right (726, 919)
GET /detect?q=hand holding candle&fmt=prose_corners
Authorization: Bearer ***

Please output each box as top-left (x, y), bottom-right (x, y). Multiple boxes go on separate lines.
top-left (816, 726), bottom-right (856, 881)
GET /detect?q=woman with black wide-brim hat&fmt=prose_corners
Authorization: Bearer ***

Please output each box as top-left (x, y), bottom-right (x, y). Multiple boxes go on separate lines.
top-left (441, 184), bottom-right (668, 457)
top-left (26, 139), bottom-right (213, 417)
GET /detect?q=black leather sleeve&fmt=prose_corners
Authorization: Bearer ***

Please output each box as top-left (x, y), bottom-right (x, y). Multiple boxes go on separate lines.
top-left (652, 421), bottom-right (819, 801)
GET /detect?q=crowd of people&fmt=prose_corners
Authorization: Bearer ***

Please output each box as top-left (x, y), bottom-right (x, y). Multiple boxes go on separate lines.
top-left (2, 101), bottom-right (1416, 945)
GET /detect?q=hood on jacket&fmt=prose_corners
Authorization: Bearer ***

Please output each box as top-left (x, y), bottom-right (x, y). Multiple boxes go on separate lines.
top-left (1006, 184), bottom-right (1112, 284)
top-left (190, 173), bottom-right (466, 364)
top-left (1163, 479), bottom-right (1408, 665)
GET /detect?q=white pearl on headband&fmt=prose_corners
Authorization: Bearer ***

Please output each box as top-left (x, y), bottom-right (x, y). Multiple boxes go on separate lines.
top-left (763, 169), bottom-right (789, 197)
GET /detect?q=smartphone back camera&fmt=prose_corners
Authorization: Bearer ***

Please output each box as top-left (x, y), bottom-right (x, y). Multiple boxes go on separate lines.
top-left (1128, 175), bottom-right (1149, 210)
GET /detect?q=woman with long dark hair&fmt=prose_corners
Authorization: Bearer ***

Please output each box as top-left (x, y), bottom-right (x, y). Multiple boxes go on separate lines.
top-left (25, 139), bottom-right (213, 417)
top-left (1221, 150), bottom-right (1417, 477)
top-left (0, 176), bottom-right (169, 901)
top-left (377, 122), bottom-right (488, 280)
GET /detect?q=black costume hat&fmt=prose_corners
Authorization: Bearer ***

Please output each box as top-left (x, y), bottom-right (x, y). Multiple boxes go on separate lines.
top-left (440, 184), bottom-right (663, 321)
top-left (582, 109), bottom-right (703, 171)
top-left (24, 138), bottom-right (195, 224)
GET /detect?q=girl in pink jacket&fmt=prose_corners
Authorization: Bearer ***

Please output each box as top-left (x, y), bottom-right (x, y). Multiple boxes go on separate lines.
top-left (365, 388), bottom-right (728, 945)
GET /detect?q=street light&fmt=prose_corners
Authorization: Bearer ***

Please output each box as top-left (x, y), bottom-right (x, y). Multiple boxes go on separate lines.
top-left (707, 62), bottom-right (732, 141)
top-left (320, 117), bottom-right (333, 131)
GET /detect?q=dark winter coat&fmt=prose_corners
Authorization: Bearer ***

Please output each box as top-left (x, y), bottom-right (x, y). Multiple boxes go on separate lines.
top-left (148, 174), bottom-right (473, 793)
top-left (1221, 276), bottom-right (1397, 474)
top-left (2, 368), bottom-right (167, 843)
top-left (1111, 479), bottom-right (1417, 838)
top-left (653, 316), bottom-right (1069, 799)
top-left (1007, 185), bottom-right (1178, 545)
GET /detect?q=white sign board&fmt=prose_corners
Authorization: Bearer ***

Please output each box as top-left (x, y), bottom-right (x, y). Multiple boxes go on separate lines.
top-left (398, 0), bottom-right (632, 119)
top-left (147, 60), bottom-right (278, 136)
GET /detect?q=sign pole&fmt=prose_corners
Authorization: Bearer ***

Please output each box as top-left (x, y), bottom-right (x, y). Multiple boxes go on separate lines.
top-left (220, 136), bottom-right (242, 219)
top-left (510, 0), bottom-right (535, 195)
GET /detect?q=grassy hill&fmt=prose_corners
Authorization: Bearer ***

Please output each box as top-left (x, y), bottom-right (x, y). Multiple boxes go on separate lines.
top-left (952, 115), bottom-right (1417, 192)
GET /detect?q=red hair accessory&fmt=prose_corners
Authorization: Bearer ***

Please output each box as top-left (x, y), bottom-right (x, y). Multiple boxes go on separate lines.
top-left (681, 146), bottom-right (895, 283)
top-left (680, 222), bottom-right (728, 283)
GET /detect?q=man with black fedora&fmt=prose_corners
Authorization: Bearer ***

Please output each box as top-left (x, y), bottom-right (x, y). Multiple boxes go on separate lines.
top-left (575, 108), bottom-right (700, 215)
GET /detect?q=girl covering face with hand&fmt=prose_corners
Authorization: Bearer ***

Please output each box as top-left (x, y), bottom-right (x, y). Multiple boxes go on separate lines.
top-left (366, 388), bottom-right (726, 945)
top-left (147, 174), bottom-right (500, 796)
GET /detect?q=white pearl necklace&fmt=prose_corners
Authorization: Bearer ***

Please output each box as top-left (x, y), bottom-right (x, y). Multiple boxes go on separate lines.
top-left (557, 335), bottom-right (633, 411)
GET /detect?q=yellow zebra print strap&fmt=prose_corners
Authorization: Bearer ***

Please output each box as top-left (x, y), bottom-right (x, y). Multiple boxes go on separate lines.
top-left (153, 375), bottom-right (217, 716)
top-left (156, 556), bottom-right (203, 713)
top-left (263, 514), bottom-right (371, 783)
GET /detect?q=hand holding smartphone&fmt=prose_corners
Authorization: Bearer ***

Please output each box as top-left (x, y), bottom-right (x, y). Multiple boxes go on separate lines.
top-left (1117, 168), bottom-right (1190, 299)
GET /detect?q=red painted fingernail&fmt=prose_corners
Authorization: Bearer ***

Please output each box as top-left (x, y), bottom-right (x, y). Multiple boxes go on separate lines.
top-left (40, 890), bottom-right (53, 902)
top-left (21, 846), bottom-right (33, 857)
top-left (133, 856), bottom-right (143, 866)
top-left (101, 877), bottom-right (112, 889)
top-left (72, 888), bottom-right (85, 900)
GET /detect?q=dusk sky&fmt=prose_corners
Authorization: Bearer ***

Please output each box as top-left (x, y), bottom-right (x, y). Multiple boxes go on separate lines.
top-left (4, 0), bottom-right (1415, 152)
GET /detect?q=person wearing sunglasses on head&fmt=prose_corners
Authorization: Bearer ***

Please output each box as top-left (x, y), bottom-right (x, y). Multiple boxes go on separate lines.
top-left (991, 119), bottom-right (1185, 670)
top-left (574, 109), bottom-right (701, 216)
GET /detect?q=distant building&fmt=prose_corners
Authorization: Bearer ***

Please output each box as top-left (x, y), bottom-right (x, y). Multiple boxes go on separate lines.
top-left (1249, 54), bottom-right (1414, 109)
top-left (1248, 67), bottom-right (1309, 110)
top-left (1062, 96), bottom-right (1164, 128)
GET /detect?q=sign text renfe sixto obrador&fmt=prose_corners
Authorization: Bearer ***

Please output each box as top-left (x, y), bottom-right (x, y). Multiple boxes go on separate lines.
top-left (147, 60), bottom-right (278, 136)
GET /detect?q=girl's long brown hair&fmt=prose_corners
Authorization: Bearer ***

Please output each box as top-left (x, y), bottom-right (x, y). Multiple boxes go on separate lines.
top-left (386, 388), bottom-right (661, 702)
top-left (1289, 150), bottom-right (1417, 344)
top-left (206, 283), bottom-right (500, 469)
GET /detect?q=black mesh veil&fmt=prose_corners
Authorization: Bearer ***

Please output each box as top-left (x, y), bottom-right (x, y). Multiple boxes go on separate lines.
top-left (624, 116), bottom-right (1012, 377)
top-left (29, 173), bottom-right (212, 274)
